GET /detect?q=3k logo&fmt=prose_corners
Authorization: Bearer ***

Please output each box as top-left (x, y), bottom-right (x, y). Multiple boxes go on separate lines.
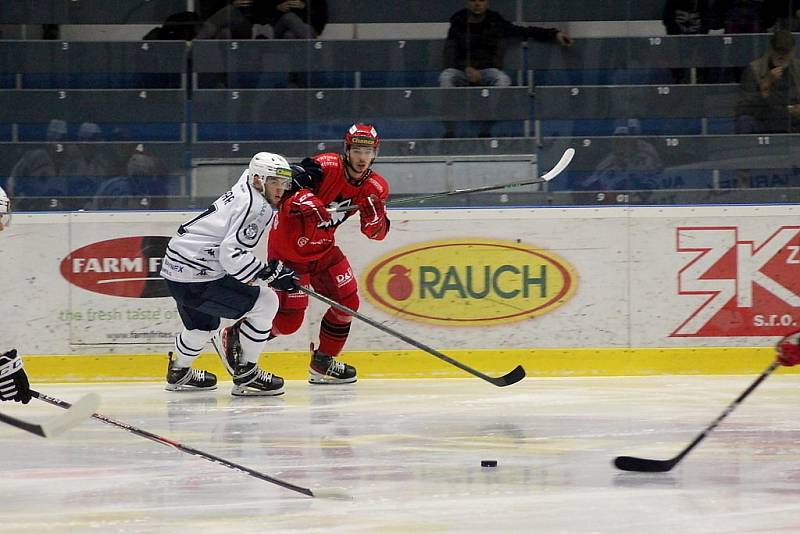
top-left (673, 226), bottom-right (800, 337)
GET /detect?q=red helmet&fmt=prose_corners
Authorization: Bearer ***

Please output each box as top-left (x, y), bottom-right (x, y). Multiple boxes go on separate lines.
top-left (344, 123), bottom-right (380, 152)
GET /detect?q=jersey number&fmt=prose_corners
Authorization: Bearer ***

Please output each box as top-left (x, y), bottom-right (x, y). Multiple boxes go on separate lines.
top-left (177, 204), bottom-right (217, 235)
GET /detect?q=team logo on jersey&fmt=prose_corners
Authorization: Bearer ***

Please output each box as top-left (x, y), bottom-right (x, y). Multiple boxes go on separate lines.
top-left (325, 200), bottom-right (351, 227)
top-left (60, 236), bottom-right (170, 298)
top-left (243, 222), bottom-right (259, 240)
top-left (672, 226), bottom-right (800, 337)
top-left (335, 269), bottom-right (354, 288)
top-left (363, 239), bottom-right (576, 326)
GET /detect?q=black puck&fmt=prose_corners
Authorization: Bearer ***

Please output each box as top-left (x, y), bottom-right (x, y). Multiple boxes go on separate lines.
top-left (481, 460), bottom-right (498, 467)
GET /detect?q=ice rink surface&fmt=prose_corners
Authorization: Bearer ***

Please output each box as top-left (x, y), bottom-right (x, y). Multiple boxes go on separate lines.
top-left (3, 375), bottom-right (800, 533)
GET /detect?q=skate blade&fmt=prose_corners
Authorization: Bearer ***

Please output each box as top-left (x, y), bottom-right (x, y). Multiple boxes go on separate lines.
top-left (165, 384), bottom-right (218, 392)
top-left (231, 386), bottom-right (285, 397)
top-left (308, 372), bottom-right (357, 385)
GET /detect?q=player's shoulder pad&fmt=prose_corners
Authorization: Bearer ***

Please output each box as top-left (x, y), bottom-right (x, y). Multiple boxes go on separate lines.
top-left (315, 152), bottom-right (341, 169)
top-left (219, 179), bottom-right (251, 209)
top-left (364, 173), bottom-right (389, 197)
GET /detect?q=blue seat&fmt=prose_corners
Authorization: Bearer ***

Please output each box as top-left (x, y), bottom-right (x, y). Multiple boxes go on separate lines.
top-left (196, 121), bottom-right (352, 142)
top-left (706, 118), bottom-right (736, 134)
top-left (22, 73), bottom-right (181, 89)
top-left (17, 122), bottom-right (183, 142)
top-left (196, 71), bottom-right (355, 89)
top-left (637, 118), bottom-right (702, 135)
top-left (361, 71), bottom-right (441, 88)
top-left (539, 119), bottom-right (618, 137)
top-left (535, 68), bottom-right (673, 86)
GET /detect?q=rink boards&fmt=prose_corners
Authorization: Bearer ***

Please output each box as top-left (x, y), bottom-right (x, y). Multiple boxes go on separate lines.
top-left (0, 205), bottom-right (797, 380)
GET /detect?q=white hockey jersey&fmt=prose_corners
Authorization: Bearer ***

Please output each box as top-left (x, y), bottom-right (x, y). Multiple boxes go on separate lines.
top-left (160, 170), bottom-right (274, 284)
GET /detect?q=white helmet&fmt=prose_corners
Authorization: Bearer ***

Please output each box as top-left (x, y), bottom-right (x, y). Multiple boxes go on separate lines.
top-left (0, 186), bottom-right (10, 228)
top-left (248, 152), bottom-right (292, 197)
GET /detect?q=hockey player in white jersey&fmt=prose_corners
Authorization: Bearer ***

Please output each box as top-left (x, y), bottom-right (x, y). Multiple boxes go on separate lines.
top-left (160, 153), bottom-right (299, 396)
top-left (0, 185), bottom-right (32, 404)
top-left (0, 185), bottom-right (10, 232)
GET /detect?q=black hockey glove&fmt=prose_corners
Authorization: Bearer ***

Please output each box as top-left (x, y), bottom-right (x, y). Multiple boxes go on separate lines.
top-left (0, 349), bottom-right (32, 404)
top-left (257, 259), bottom-right (300, 292)
top-left (289, 157), bottom-right (324, 194)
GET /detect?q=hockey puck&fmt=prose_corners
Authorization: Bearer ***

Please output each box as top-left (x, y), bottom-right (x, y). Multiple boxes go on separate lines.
top-left (481, 460), bottom-right (498, 467)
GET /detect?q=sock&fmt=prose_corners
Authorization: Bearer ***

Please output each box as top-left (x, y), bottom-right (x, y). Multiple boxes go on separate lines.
top-left (173, 329), bottom-right (213, 368)
top-left (239, 318), bottom-right (271, 365)
top-left (317, 311), bottom-right (351, 356)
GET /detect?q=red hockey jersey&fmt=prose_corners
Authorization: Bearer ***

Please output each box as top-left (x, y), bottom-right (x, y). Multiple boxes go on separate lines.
top-left (269, 152), bottom-right (390, 264)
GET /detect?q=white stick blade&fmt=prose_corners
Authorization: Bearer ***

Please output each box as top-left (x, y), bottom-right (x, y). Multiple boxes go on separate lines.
top-left (312, 487), bottom-right (353, 500)
top-left (41, 393), bottom-right (100, 438)
top-left (541, 147), bottom-right (575, 182)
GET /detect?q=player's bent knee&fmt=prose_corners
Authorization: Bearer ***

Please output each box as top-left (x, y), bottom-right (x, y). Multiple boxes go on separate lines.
top-left (272, 309), bottom-right (305, 336)
top-left (338, 291), bottom-right (359, 312)
top-left (249, 286), bottom-right (279, 319)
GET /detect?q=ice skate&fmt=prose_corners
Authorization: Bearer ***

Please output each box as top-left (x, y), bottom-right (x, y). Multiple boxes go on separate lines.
top-left (308, 344), bottom-right (357, 384)
top-left (211, 320), bottom-right (243, 376)
top-left (232, 361), bottom-right (285, 396)
top-left (165, 352), bottom-right (217, 391)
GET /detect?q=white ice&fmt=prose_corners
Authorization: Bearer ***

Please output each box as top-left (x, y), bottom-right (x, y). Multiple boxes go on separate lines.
top-left (2, 375), bottom-right (800, 533)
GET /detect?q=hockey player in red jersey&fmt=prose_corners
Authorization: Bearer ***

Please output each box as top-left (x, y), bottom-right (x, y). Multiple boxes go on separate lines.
top-left (218, 124), bottom-right (389, 384)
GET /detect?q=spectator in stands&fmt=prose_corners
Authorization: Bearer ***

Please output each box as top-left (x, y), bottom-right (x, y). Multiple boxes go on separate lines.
top-left (6, 119), bottom-right (69, 201)
top-left (662, 0), bottom-right (712, 84)
top-left (61, 123), bottom-right (123, 198)
top-left (735, 30), bottom-right (800, 134)
top-left (196, 0), bottom-right (256, 39)
top-left (439, 0), bottom-right (572, 138)
top-left (258, 1), bottom-right (328, 87)
top-left (712, 0), bottom-right (775, 34)
top-left (579, 121), bottom-right (664, 191)
top-left (713, 0), bottom-right (777, 82)
top-left (92, 152), bottom-right (169, 210)
top-left (263, 0), bottom-right (327, 39)
top-left (41, 24), bottom-right (59, 40)
top-left (143, 11), bottom-right (202, 40)
top-left (770, 0), bottom-right (800, 30)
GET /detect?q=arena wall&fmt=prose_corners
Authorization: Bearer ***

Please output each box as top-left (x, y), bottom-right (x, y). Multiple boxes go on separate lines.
top-left (2, 205), bottom-right (795, 380)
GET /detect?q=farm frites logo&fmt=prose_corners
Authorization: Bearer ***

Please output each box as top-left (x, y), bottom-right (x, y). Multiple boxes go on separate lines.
top-left (60, 236), bottom-right (170, 298)
top-left (363, 239), bottom-right (576, 326)
top-left (673, 226), bottom-right (800, 337)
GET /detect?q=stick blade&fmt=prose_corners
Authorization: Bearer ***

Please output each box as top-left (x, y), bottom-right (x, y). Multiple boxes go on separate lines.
top-left (541, 148), bottom-right (575, 182)
top-left (488, 365), bottom-right (526, 387)
top-left (40, 392), bottom-right (100, 438)
top-left (310, 487), bottom-right (353, 500)
top-left (613, 455), bottom-right (676, 473)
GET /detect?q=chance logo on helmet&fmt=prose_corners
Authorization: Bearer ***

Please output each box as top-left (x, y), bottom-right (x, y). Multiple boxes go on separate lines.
top-left (343, 124), bottom-right (380, 185)
top-left (345, 124), bottom-right (380, 150)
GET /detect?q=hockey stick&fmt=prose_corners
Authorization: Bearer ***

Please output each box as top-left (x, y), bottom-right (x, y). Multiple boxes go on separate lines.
top-left (613, 360), bottom-right (780, 473)
top-left (0, 392), bottom-right (99, 438)
top-left (330, 147), bottom-right (575, 213)
top-left (299, 286), bottom-right (525, 387)
top-left (31, 390), bottom-right (350, 500)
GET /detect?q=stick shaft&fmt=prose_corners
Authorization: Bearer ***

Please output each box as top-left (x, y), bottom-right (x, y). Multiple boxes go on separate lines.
top-left (614, 360), bottom-right (780, 472)
top-left (0, 410), bottom-right (46, 437)
top-left (331, 147), bottom-right (574, 213)
top-left (32, 390), bottom-right (316, 497)
top-left (299, 287), bottom-right (524, 386)
top-left (673, 360), bottom-right (780, 463)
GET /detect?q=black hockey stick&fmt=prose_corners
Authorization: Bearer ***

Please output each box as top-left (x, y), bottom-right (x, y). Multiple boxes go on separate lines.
top-left (330, 147), bottom-right (575, 213)
top-left (299, 287), bottom-right (525, 387)
top-left (0, 392), bottom-right (99, 438)
top-left (32, 390), bottom-right (350, 499)
top-left (613, 360), bottom-right (780, 473)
